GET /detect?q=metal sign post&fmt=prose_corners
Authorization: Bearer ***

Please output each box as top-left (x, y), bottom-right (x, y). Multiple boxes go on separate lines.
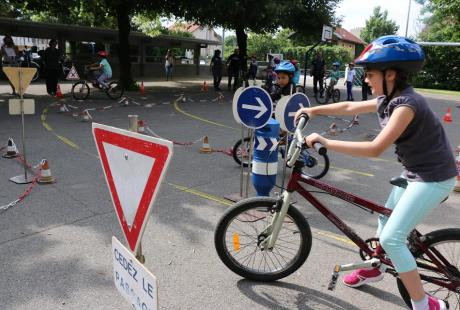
top-left (3, 67), bottom-right (37, 184)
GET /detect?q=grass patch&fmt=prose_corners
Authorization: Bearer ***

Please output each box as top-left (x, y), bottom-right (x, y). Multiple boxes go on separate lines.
top-left (415, 88), bottom-right (460, 97)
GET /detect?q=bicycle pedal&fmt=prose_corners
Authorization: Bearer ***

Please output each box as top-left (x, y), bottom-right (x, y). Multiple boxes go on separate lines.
top-left (327, 265), bottom-right (340, 291)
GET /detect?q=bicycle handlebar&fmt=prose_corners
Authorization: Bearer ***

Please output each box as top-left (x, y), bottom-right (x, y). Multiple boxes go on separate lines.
top-left (286, 114), bottom-right (327, 167)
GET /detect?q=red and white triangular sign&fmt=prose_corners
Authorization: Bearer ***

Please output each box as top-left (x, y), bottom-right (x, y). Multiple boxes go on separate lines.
top-left (66, 65), bottom-right (80, 80)
top-left (92, 123), bottom-right (173, 252)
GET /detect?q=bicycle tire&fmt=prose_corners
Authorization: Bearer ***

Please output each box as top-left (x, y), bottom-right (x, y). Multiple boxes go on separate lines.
top-left (232, 137), bottom-right (251, 167)
top-left (300, 151), bottom-right (329, 179)
top-left (71, 81), bottom-right (90, 101)
top-left (294, 85), bottom-right (305, 94)
top-left (107, 81), bottom-right (124, 100)
top-left (396, 228), bottom-right (460, 309)
top-left (332, 89), bottom-right (341, 103)
top-left (314, 88), bottom-right (330, 105)
top-left (214, 197), bottom-right (312, 281)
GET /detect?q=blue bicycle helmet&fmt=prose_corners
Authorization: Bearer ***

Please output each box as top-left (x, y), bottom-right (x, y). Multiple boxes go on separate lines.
top-left (355, 35), bottom-right (425, 73)
top-left (274, 61), bottom-right (295, 74)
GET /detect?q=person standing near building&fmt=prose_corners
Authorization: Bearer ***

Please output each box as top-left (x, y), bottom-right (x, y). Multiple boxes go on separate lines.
top-left (226, 48), bottom-right (241, 92)
top-left (311, 52), bottom-right (326, 98)
top-left (344, 62), bottom-right (356, 101)
top-left (165, 49), bottom-right (174, 81)
top-left (42, 39), bottom-right (60, 96)
top-left (1, 35), bottom-right (19, 95)
top-left (210, 49), bottom-right (223, 91)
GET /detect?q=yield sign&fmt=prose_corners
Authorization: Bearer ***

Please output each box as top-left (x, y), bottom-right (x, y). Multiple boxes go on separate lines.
top-left (66, 65), bottom-right (80, 80)
top-left (92, 123), bottom-right (173, 252)
top-left (2, 67), bottom-right (37, 96)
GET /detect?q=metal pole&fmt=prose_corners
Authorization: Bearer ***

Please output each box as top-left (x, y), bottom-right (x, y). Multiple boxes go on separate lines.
top-left (245, 130), bottom-right (254, 198)
top-left (281, 134), bottom-right (289, 188)
top-left (405, 0), bottom-right (412, 37)
top-left (136, 242), bottom-right (145, 264)
top-left (19, 70), bottom-right (28, 181)
top-left (239, 125), bottom-right (245, 198)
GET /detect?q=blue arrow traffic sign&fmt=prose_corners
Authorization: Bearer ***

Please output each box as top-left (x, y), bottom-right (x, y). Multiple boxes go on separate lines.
top-left (274, 93), bottom-right (311, 133)
top-left (235, 86), bottom-right (273, 129)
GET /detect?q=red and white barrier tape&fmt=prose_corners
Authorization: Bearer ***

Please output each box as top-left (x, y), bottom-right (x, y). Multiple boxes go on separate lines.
top-left (0, 156), bottom-right (42, 211)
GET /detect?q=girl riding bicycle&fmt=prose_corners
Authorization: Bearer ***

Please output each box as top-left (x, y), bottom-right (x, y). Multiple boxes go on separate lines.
top-left (295, 36), bottom-right (457, 310)
top-left (86, 51), bottom-right (112, 89)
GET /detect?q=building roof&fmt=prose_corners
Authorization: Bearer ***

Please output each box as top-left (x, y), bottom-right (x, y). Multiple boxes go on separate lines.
top-left (334, 27), bottom-right (366, 45)
top-left (0, 17), bottom-right (221, 48)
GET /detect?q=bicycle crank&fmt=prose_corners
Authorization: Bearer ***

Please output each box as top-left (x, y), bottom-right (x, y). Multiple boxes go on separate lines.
top-left (327, 258), bottom-right (382, 291)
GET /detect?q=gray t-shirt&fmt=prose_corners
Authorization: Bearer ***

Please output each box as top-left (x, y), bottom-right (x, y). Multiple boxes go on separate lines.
top-left (377, 87), bottom-right (457, 182)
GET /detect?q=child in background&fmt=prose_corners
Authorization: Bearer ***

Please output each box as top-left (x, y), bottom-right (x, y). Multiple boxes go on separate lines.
top-left (270, 61), bottom-right (296, 102)
top-left (329, 62), bottom-right (341, 89)
top-left (344, 62), bottom-right (356, 101)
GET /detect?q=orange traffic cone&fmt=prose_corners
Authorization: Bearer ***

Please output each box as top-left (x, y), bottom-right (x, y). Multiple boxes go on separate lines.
top-left (455, 145), bottom-right (460, 192)
top-left (56, 84), bottom-right (64, 98)
top-left (201, 81), bottom-right (208, 92)
top-left (443, 107), bottom-right (453, 123)
top-left (2, 137), bottom-right (19, 158)
top-left (137, 120), bottom-right (145, 134)
top-left (140, 82), bottom-right (145, 95)
top-left (199, 136), bottom-right (212, 153)
top-left (329, 123), bottom-right (337, 136)
top-left (38, 159), bottom-right (55, 184)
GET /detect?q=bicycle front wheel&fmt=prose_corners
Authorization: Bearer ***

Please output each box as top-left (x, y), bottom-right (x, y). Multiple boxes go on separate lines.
top-left (71, 81), bottom-right (90, 100)
top-left (332, 89), bottom-right (341, 103)
top-left (397, 228), bottom-right (460, 309)
top-left (214, 197), bottom-right (312, 281)
top-left (107, 81), bottom-right (124, 100)
top-left (232, 137), bottom-right (251, 167)
top-left (294, 85), bottom-right (305, 94)
top-left (314, 88), bottom-right (330, 104)
top-left (300, 150), bottom-right (330, 179)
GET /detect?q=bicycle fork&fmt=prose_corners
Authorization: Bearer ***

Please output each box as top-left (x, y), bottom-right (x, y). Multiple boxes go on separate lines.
top-left (328, 258), bottom-right (383, 291)
top-left (258, 192), bottom-right (292, 251)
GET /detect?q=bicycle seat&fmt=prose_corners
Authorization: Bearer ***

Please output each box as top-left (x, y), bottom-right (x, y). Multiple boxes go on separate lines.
top-left (390, 177), bottom-right (408, 189)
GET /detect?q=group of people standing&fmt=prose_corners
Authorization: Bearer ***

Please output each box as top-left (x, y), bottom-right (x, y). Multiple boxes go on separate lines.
top-left (1, 36), bottom-right (61, 96)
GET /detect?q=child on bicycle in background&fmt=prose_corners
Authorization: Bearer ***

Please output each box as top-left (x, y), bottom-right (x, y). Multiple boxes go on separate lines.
top-left (328, 62), bottom-right (341, 89)
top-left (295, 36), bottom-right (457, 310)
top-left (86, 51), bottom-right (112, 89)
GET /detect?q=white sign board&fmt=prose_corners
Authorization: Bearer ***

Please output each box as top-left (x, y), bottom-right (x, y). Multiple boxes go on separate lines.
top-left (112, 236), bottom-right (158, 310)
top-left (322, 25), bottom-right (333, 42)
top-left (9, 99), bottom-right (35, 115)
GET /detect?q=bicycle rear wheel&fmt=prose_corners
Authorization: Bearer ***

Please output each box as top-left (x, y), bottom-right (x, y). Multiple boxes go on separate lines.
top-left (232, 137), bottom-right (251, 167)
top-left (107, 81), bottom-right (124, 100)
top-left (300, 150), bottom-right (329, 179)
top-left (214, 197), bottom-right (312, 281)
top-left (332, 89), bottom-right (341, 103)
top-left (71, 81), bottom-right (90, 101)
top-left (397, 228), bottom-right (460, 309)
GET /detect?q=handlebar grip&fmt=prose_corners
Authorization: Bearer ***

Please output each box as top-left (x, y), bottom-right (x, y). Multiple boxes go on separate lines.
top-left (313, 142), bottom-right (327, 155)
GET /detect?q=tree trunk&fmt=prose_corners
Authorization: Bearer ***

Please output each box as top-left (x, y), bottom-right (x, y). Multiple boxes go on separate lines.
top-left (116, 4), bottom-right (133, 89)
top-left (235, 26), bottom-right (248, 73)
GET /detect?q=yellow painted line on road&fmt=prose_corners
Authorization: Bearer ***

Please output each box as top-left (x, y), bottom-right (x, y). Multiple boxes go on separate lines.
top-left (329, 165), bottom-right (374, 177)
top-left (174, 100), bottom-right (238, 131)
top-left (168, 182), bottom-right (355, 247)
top-left (41, 104), bottom-right (99, 159)
top-left (167, 182), bottom-right (233, 206)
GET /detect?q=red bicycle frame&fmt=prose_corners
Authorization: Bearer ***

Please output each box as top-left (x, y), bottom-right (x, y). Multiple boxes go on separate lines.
top-left (286, 167), bottom-right (459, 290)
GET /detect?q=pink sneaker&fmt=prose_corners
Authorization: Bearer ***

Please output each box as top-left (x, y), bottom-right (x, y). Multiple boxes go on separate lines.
top-left (428, 295), bottom-right (447, 310)
top-left (342, 267), bottom-right (384, 287)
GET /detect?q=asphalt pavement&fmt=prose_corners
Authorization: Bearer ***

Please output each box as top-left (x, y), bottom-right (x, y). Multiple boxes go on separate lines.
top-left (0, 77), bottom-right (459, 310)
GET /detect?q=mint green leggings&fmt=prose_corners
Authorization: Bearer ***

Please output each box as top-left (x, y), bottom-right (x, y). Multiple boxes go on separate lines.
top-left (377, 176), bottom-right (456, 273)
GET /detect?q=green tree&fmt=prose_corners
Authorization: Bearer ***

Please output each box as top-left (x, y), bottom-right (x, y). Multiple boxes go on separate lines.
top-left (414, 0), bottom-right (460, 90)
top-left (360, 6), bottom-right (399, 43)
top-left (162, 0), bottom-right (339, 71)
